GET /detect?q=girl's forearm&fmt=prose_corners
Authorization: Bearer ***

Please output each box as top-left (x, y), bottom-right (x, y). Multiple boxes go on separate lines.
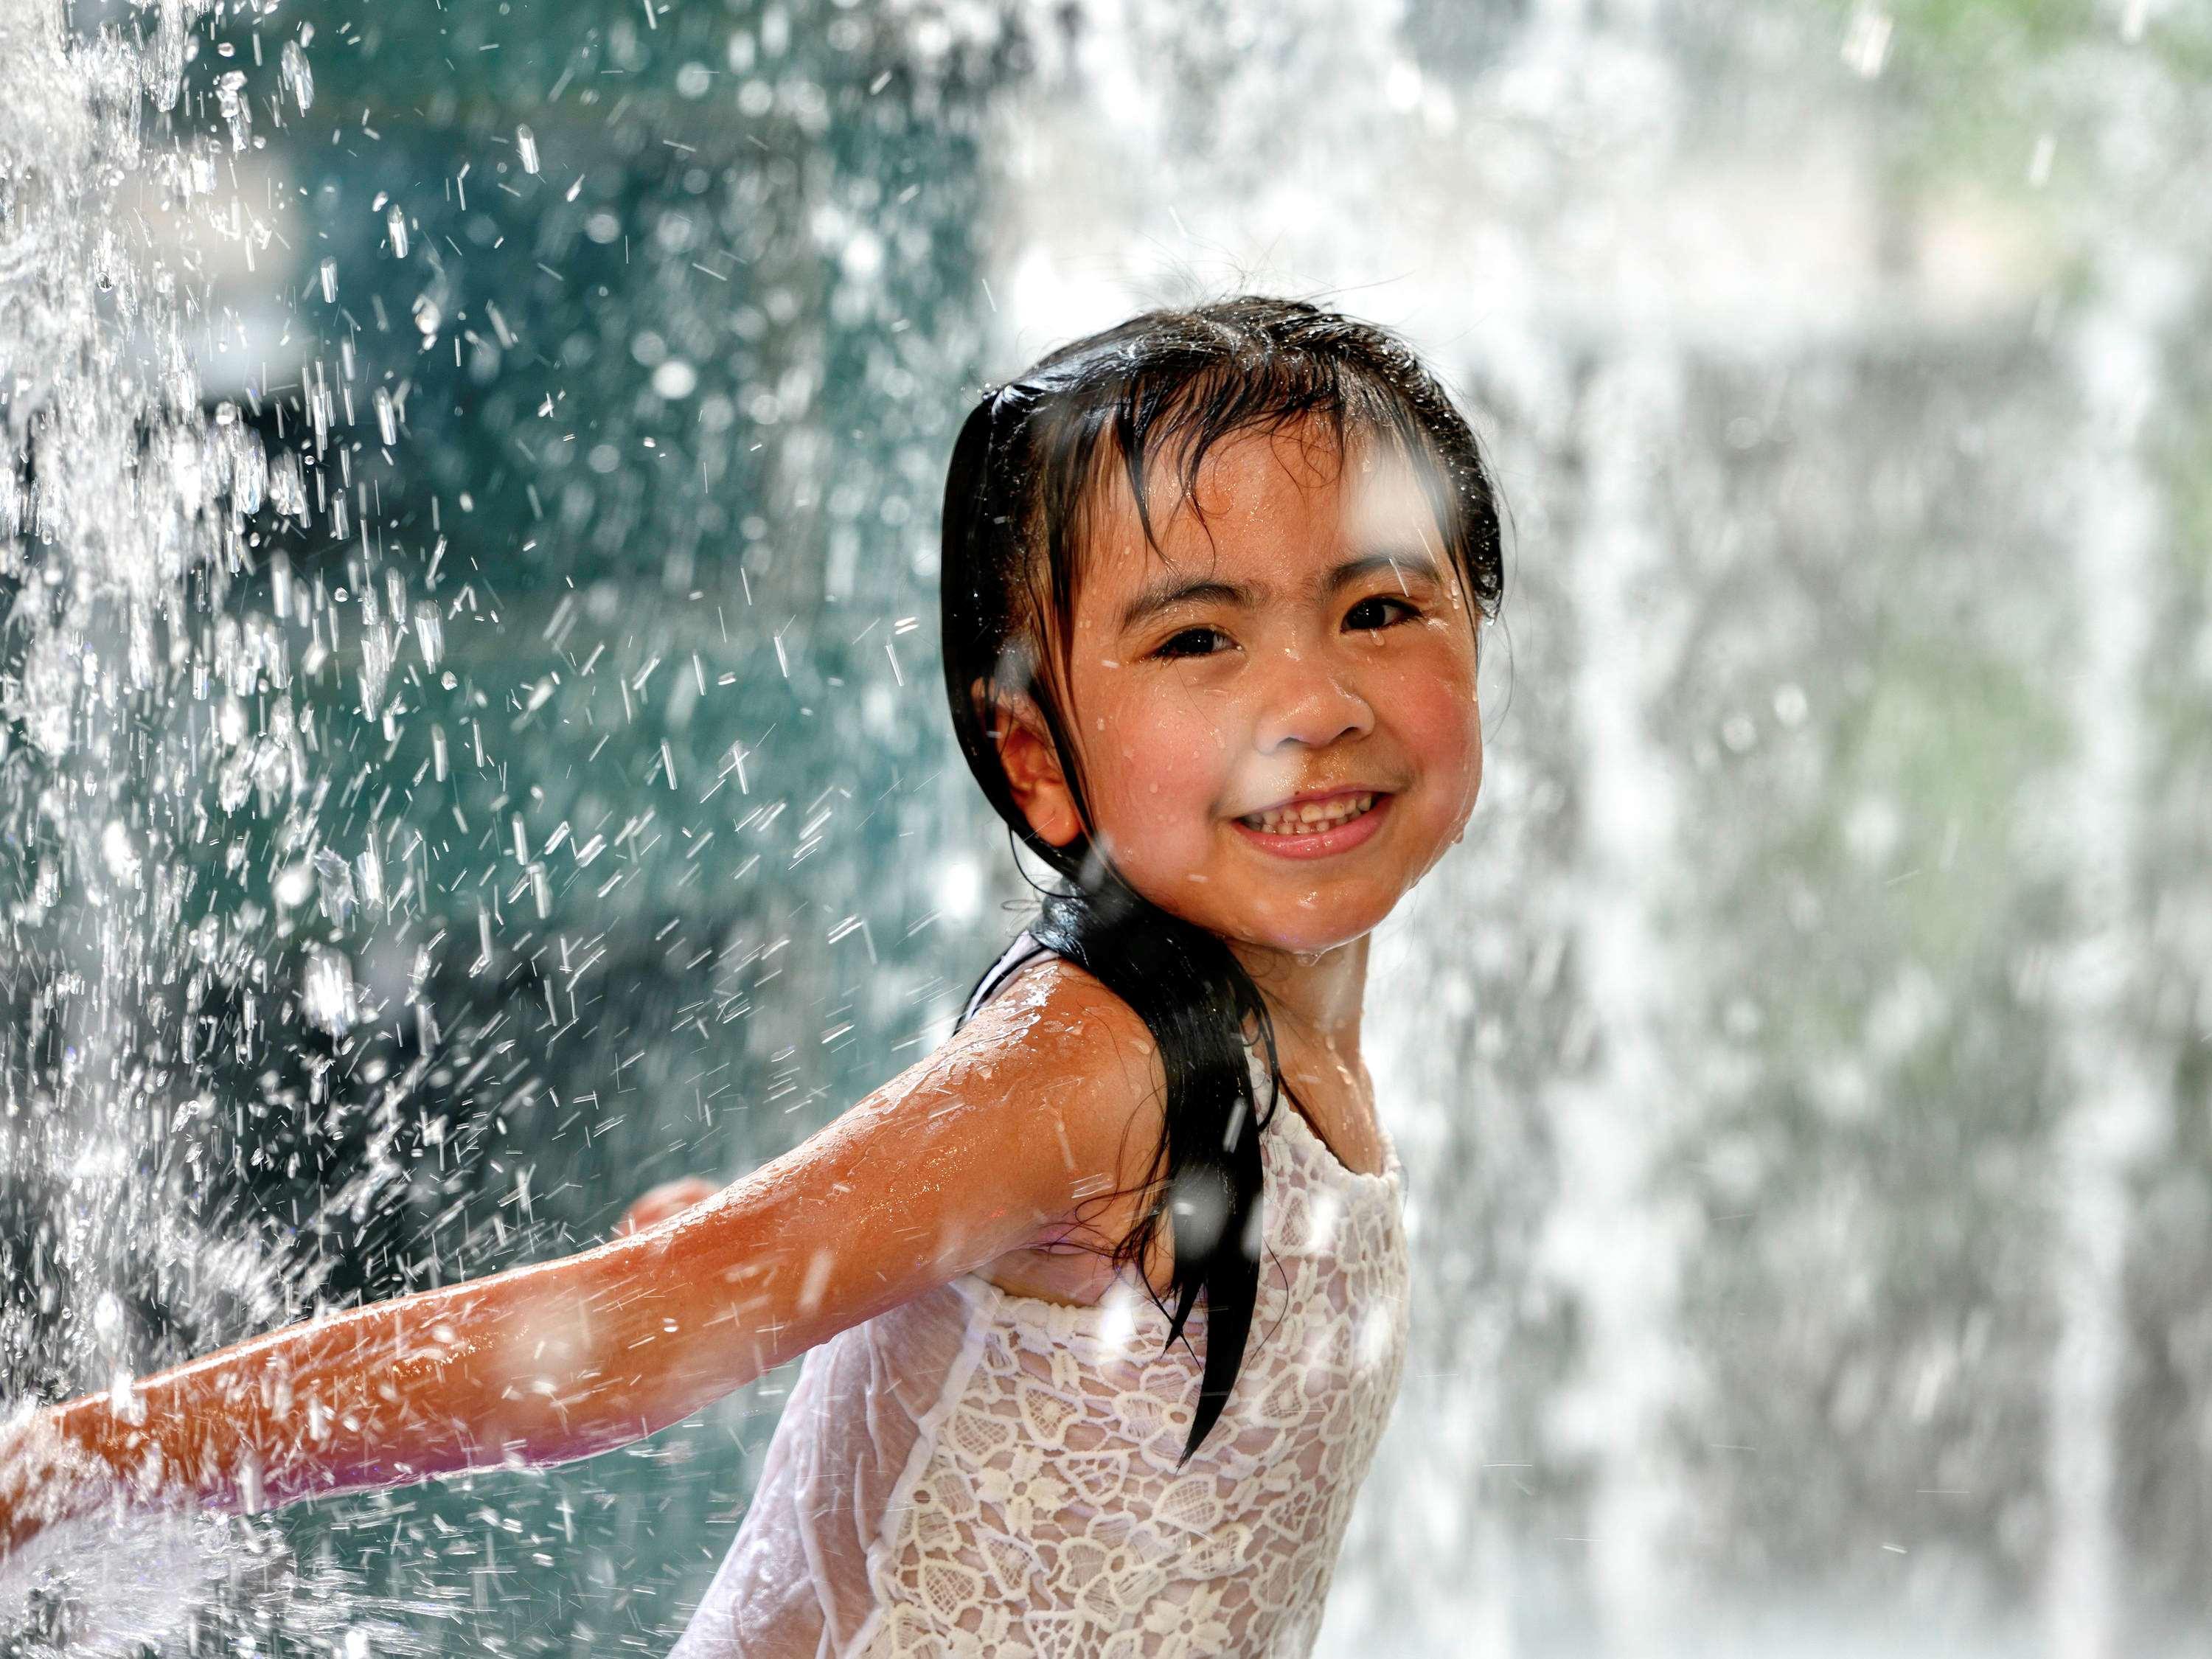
top-left (54, 1276), bottom-right (550, 1512)
top-left (27, 1224), bottom-right (763, 1544)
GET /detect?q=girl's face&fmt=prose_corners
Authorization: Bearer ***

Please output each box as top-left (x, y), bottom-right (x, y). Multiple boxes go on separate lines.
top-left (997, 417), bottom-right (1484, 959)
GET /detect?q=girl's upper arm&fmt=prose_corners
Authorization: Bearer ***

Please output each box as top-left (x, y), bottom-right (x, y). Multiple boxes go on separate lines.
top-left (622, 958), bottom-right (1161, 1396)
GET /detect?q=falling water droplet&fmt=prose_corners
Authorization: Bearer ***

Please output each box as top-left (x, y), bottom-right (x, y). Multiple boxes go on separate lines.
top-left (516, 123), bottom-right (540, 175)
top-left (318, 256), bottom-right (337, 303)
top-left (274, 863), bottom-right (313, 909)
top-left (101, 821), bottom-right (142, 888)
top-left (360, 624), bottom-right (392, 719)
top-left (386, 203), bottom-right (409, 259)
top-left (269, 451), bottom-right (308, 521)
top-left (313, 849), bottom-right (357, 925)
top-left (302, 948), bottom-right (358, 1037)
top-left (280, 38), bottom-right (313, 112)
top-left (215, 71), bottom-right (251, 150)
top-left (374, 386), bottom-right (397, 446)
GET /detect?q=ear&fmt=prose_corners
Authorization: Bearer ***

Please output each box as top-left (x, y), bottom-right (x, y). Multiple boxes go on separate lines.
top-left (974, 677), bottom-right (1083, 848)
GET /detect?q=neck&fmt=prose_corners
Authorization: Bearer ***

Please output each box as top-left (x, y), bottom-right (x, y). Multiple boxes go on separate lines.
top-left (1226, 932), bottom-right (1370, 1062)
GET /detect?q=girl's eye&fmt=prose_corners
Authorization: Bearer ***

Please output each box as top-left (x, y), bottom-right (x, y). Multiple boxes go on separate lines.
top-left (1346, 595), bottom-right (1422, 631)
top-left (1152, 626), bottom-right (1229, 661)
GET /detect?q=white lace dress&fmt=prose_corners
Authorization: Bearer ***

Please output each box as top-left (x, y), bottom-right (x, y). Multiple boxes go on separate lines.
top-left (669, 951), bottom-right (1411, 1658)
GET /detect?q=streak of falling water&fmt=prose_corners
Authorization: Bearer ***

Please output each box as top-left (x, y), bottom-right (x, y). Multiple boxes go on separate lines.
top-left (280, 37), bottom-right (313, 114)
top-left (1515, 4), bottom-right (1700, 1652)
top-left (2041, 240), bottom-right (2182, 1659)
top-left (1541, 346), bottom-right (1695, 1659)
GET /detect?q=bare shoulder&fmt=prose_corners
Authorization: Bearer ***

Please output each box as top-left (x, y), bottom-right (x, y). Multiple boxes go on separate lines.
top-left (953, 953), bottom-right (1164, 1118)
top-left (958, 953), bottom-right (1158, 1076)
top-left (790, 950), bottom-right (1161, 1197)
top-left (944, 953), bottom-right (1171, 1256)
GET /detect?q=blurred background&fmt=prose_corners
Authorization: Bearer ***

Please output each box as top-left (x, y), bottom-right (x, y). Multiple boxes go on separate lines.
top-left (3, 0), bottom-right (2210, 1654)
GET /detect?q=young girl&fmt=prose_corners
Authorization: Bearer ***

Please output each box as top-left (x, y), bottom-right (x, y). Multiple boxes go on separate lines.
top-left (1, 295), bottom-right (1502, 1655)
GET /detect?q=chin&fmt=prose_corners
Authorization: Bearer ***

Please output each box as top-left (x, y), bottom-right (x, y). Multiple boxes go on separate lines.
top-left (1133, 866), bottom-right (1399, 956)
top-left (1233, 905), bottom-right (1388, 959)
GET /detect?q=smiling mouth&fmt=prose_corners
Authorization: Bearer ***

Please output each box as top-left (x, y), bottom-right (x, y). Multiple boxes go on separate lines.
top-left (1237, 791), bottom-right (1381, 836)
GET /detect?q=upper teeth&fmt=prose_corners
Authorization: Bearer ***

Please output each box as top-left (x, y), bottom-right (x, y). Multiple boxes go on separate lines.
top-left (1243, 793), bottom-right (1376, 834)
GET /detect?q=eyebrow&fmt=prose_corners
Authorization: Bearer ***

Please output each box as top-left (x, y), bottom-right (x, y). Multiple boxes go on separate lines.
top-left (1117, 578), bottom-right (1248, 636)
top-left (1116, 551), bottom-right (1445, 635)
top-left (1318, 553), bottom-right (1442, 597)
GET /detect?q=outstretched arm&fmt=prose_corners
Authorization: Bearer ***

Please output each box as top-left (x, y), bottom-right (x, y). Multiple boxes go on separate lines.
top-left (1, 959), bottom-right (1160, 1558)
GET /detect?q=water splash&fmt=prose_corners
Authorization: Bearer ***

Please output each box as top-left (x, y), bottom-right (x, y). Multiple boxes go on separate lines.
top-left (0, 0), bottom-right (427, 1646)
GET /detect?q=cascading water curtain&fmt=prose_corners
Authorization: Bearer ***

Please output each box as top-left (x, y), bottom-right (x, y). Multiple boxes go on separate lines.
top-left (7, 0), bottom-right (1017, 1651)
top-left (0, 1), bottom-right (439, 1650)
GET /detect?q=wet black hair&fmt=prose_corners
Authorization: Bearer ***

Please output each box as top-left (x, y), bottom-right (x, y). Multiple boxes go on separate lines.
top-left (939, 294), bottom-right (1505, 1464)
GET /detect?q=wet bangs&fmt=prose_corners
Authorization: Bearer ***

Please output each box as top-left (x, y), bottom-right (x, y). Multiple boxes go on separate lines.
top-left (1015, 344), bottom-right (1483, 682)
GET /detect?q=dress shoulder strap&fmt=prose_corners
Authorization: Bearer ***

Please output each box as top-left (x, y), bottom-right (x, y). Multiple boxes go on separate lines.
top-left (956, 926), bottom-right (1057, 1029)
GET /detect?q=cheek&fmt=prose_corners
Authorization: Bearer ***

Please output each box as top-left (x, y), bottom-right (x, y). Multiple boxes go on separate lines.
top-left (1081, 686), bottom-right (1234, 827)
top-left (1392, 658), bottom-right (1482, 795)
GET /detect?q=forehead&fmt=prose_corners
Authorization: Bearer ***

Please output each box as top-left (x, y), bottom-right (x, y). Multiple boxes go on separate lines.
top-left (1074, 417), bottom-right (1439, 597)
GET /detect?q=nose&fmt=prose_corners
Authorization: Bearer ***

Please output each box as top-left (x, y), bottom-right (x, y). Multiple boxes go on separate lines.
top-left (1251, 647), bottom-right (1374, 753)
